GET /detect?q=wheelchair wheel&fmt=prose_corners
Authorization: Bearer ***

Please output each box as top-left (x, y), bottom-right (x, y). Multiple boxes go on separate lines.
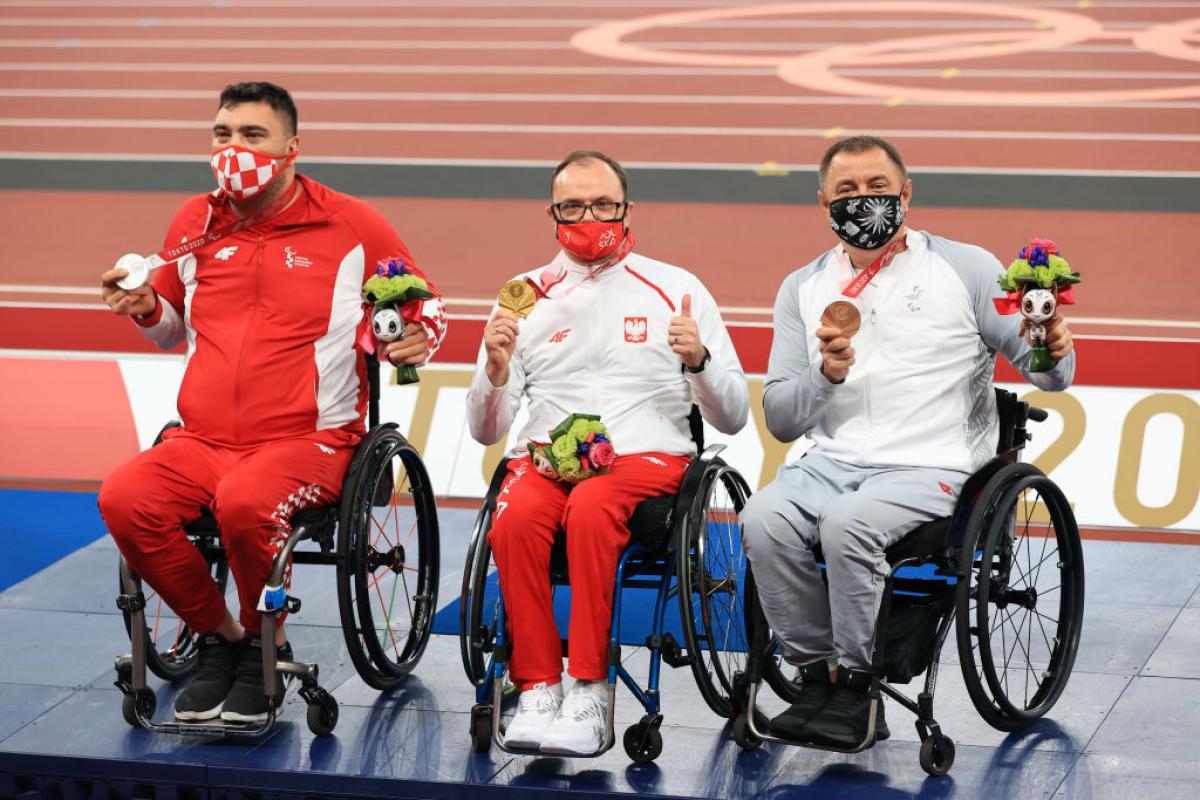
top-left (677, 461), bottom-right (753, 718)
top-left (955, 463), bottom-right (1084, 731)
top-left (119, 556), bottom-right (229, 682)
top-left (337, 424), bottom-right (440, 690)
top-left (459, 503), bottom-right (499, 685)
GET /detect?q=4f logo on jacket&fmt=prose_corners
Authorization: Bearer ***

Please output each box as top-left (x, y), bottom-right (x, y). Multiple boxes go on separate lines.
top-left (624, 317), bottom-right (647, 343)
top-left (547, 329), bottom-right (571, 344)
top-left (213, 246), bottom-right (238, 261)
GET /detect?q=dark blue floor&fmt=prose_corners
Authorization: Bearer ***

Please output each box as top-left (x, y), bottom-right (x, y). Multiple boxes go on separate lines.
top-left (0, 501), bottom-right (1198, 799)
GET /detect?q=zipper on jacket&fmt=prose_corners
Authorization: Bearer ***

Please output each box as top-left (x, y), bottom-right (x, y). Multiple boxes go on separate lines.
top-left (232, 236), bottom-right (266, 442)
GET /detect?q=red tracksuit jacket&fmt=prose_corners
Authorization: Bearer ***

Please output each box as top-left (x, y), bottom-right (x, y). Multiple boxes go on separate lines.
top-left (134, 174), bottom-right (446, 445)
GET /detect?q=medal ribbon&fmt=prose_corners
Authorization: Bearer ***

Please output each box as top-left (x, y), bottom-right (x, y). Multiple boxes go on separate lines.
top-left (840, 241), bottom-right (902, 299)
top-left (150, 185), bottom-right (300, 267)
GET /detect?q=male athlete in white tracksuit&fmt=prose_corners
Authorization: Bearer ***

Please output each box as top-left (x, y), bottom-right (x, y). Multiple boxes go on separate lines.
top-left (467, 150), bottom-right (748, 755)
top-left (741, 135), bottom-right (1076, 748)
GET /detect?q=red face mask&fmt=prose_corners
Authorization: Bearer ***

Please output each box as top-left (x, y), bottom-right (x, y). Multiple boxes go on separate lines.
top-left (210, 144), bottom-right (296, 201)
top-left (556, 221), bottom-right (631, 264)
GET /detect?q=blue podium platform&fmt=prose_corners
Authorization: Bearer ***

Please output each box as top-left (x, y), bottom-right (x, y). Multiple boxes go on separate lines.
top-left (0, 500), bottom-right (1198, 799)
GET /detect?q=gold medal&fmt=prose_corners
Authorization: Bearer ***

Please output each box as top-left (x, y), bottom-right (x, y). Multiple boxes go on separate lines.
top-left (821, 300), bottom-right (862, 337)
top-left (498, 279), bottom-right (538, 319)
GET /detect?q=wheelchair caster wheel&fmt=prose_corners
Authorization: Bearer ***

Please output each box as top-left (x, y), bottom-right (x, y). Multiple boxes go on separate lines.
top-left (919, 734), bottom-right (955, 776)
top-left (623, 719), bottom-right (663, 764)
top-left (122, 689), bottom-right (155, 728)
top-left (470, 704), bottom-right (493, 753)
top-left (732, 711), bottom-right (762, 751)
top-left (306, 692), bottom-right (338, 736)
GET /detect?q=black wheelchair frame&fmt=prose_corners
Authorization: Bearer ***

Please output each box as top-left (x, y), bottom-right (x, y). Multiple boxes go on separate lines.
top-left (114, 355), bottom-right (441, 738)
top-left (733, 389), bottom-right (1086, 776)
top-left (460, 408), bottom-right (755, 762)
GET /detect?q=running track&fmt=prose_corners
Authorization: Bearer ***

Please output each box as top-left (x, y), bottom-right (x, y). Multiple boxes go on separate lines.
top-left (0, 0), bottom-right (1197, 382)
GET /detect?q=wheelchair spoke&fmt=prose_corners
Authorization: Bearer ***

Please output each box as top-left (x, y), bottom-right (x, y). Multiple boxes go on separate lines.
top-left (370, 568), bottom-right (401, 657)
top-left (151, 593), bottom-right (163, 643)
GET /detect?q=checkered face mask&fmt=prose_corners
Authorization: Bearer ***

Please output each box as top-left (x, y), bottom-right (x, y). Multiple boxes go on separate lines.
top-left (210, 144), bottom-right (296, 201)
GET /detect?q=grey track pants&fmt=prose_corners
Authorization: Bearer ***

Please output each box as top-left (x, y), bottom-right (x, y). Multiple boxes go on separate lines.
top-left (741, 452), bottom-right (968, 671)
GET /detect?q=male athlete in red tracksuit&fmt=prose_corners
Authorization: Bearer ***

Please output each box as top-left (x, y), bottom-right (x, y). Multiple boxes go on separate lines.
top-left (98, 82), bottom-right (446, 724)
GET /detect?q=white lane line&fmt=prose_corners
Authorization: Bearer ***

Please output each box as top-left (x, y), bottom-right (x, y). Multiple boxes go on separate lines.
top-left (2, 118), bottom-right (1197, 143)
top-left (5, 151), bottom-right (1199, 178)
top-left (0, 37), bottom-right (1180, 54)
top-left (4, 87), bottom-right (1199, 110)
top-left (0, 61), bottom-right (778, 76)
top-left (0, 0), bottom-right (1194, 8)
top-left (3, 290), bottom-right (1198, 331)
top-left (0, 16), bottom-right (1165, 29)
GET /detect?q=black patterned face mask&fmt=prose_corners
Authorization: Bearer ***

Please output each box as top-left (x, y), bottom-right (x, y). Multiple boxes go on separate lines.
top-left (828, 194), bottom-right (905, 250)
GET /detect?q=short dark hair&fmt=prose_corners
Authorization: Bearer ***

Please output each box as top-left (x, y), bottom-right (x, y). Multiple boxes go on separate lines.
top-left (818, 135), bottom-right (907, 189)
top-left (217, 81), bottom-right (298, 136)
top-left (552, 150), bottom-right (628, 199)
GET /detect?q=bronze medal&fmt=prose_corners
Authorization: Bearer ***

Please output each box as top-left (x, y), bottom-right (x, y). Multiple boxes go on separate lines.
top-left (821, 300), bottom-right (862, 337)
top-left (498, 279), bottom-right (538, 319)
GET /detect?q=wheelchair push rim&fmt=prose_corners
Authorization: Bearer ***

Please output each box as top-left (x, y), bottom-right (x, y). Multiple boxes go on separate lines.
top-left (119, 557), bottom-right (229, 682)
top-left (956, 464), bottom-right (1084, 730)
top-left (677, 462), bottom-right (753, 719)
top-left (337, 426), bottom-right (440, 690)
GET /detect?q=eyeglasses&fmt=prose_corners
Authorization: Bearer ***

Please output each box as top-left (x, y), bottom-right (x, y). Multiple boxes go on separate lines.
top-left (551, 200), bottom-right (627, 223)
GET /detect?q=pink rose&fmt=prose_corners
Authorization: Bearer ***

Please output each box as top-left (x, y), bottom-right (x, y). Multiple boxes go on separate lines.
top-left (589, 441), bottom-right (616, 469)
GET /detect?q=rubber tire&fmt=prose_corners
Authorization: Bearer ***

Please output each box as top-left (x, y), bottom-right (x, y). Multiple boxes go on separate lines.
top-left (337, 424), bottom-right (440, 690)
top-left (676, 462), bottom-right (752, 719)
top-left (306, 696), bottom-right (339, 736)
top-left (121, 689), bottom-right (155, 728)
top-left (920, 735), bottom-right (956, 776)
top-left (732, 711), bottom-right (763, 751)
top-left (955, 463), bottom-right (1084, 731)
top-left (623, 722), bottom-right (663, 764)
top-left (470, 705), bottom-right (493, 753)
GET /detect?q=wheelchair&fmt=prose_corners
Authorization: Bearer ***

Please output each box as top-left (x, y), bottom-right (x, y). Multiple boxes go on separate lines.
top-left (459, 408), bottom-right (754, 762)
top-left (732, 389), bottom-right (1085, 776)
top-left (113, 355), bottom-right (440, 739)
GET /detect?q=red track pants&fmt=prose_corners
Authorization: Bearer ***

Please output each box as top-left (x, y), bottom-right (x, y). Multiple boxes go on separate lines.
top-left (99, 427), bottom-right (358, 634)
top-left (487, 452), bottom-right (690, 689)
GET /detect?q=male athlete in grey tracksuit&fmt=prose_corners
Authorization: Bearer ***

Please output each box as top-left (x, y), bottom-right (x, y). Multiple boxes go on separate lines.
top-left (741, 135), bottom-right (1076, 748)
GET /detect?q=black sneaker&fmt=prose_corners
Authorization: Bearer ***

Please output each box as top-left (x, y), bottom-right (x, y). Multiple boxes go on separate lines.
top-left (768, 661), bottom-right (834, 739)
top-left (173, 633), bottom-right (237, 721)
top-left (219, 637), bottom-right (296, 724)
top-left (798, 666), bottom-right (888, 748)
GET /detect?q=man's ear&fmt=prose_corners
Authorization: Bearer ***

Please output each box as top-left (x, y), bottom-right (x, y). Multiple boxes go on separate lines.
top-left (818, 190), bottom-right (829, 211)
top-left (900, 178), bottom-right (913, 214)
top-left (623, 200), bottom-right (635, 228)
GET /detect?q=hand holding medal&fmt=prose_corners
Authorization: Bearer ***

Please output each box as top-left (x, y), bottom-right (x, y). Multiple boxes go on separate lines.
top-left (816, 242), bottom-right (900, 383)
top-left (484, 278), bottom-right (541, 387)
top-left (100, 253), bottom-right (158, 318)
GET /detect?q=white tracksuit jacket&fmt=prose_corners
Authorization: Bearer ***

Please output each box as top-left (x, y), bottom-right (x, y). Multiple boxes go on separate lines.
top-left (467, 250), bottom-right (749, 454)
top-left (766, 230), bottom-right (1076, 473)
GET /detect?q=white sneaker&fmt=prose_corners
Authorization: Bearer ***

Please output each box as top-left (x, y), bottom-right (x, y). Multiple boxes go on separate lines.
top-left (502, 681), bottom-right (563, 750)
top-left (539, 680), bottom-right (609, 756)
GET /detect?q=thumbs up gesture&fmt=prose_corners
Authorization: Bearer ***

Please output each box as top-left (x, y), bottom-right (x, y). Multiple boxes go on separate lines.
top-left (668, 292), bottom-right (706, 370)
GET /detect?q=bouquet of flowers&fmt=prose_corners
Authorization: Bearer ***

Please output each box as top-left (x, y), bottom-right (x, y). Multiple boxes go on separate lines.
top-left (362, 257), bottom-right (436, 385)
top-left (994, 239), bottom-right (1081, 372)
top-left (528, 413), bottom-right (616, 484)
